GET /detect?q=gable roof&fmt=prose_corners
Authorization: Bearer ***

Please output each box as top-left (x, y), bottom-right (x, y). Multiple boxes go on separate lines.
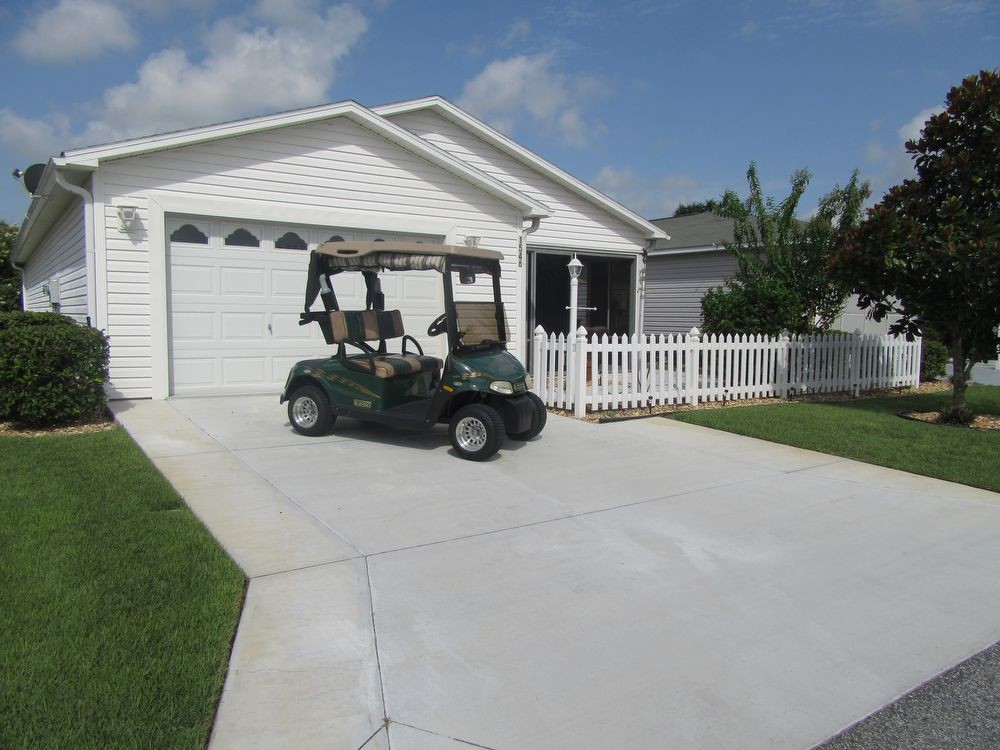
top-left (374, 96), bottom-right (666, 241)
top-left (60, 100), bottom-right (552, 217)
top-left (15, 99), bottom-right (553, 262)
top-left (648, 212), bottom-right (735, 254)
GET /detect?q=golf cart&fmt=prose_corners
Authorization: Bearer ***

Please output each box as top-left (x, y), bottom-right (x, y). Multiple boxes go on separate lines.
top-left (280, 241), bottom-right (546, 460)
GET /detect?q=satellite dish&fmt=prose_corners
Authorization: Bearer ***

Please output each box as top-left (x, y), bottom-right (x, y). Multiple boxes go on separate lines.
top-left (23, 163), bottom-right (46, 195)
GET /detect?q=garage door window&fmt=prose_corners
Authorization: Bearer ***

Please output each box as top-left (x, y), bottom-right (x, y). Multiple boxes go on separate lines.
top-left (170, 223), bottom-right (208, 244)
top-left (224, 227), bottom-right (260, 248)
top-left (275, 231), bottom-right (307, 250)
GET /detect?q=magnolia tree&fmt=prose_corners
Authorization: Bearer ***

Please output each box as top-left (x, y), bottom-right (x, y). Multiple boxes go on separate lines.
top-left (832, 70), bottom-right (1000, 411)
top-left (701, 162), bottom-right (869, 336)
top-left (0, 222), bottom-right (22, 312)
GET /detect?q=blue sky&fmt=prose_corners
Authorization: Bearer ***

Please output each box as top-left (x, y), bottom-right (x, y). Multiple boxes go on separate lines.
top-left (1, 0), bottom-right (996, 225)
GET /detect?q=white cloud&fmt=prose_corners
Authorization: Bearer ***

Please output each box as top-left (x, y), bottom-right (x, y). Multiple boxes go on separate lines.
top-left (14, 0), bottom-right (138, 63)
top-left (863, 104), bottom-right (945, 195)
top-left (499, 19), bottom-right (531, 48)
top-left (898, 105), bottom-right (943, 143)
top-left (77, 1), bottom-right (367, 145)
top-left (591, 165), bottom-right (704, 218)
top-left (0, 109), bottom-right (71, 163)
top-left (458, 53), bottom-right (606, 148)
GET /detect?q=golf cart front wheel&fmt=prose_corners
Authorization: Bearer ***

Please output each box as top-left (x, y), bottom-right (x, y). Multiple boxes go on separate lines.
top-left (449, 404), bottom-right (504, 461)
top-left (287, 385), bottom-right (335, 437)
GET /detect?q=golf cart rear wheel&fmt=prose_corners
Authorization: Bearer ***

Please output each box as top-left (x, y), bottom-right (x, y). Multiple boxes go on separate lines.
top-left (450, 404), bottom-right (504, 461)
top-left (288, 385), bottom-right (335, 437)
top-left (508, 391), bottom-right (547, 440)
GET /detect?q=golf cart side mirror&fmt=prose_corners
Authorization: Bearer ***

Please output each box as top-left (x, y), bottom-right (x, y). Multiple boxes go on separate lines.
top-left (459, 271), bottom-right (476, 285)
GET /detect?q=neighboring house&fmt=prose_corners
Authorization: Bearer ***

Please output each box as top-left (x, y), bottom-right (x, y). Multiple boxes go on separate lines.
top-left (643, 212), bottom-right (894, 336)
top-left (12, 97), bottom-right (664, 399)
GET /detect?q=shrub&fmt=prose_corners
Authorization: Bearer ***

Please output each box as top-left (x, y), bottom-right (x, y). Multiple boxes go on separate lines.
top-left (920, 339), bottom-right (949, 381)
top-left (0, 312), bottom-right (109, 426)
top-left (0, 311), bottom-right (76, 330)
top-left (939, 405), bottom-right (975, 426)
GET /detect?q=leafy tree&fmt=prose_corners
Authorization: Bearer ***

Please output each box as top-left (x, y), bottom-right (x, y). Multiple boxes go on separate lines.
top-left (832, 70), bottom-right (1000, 411)
top-left (0, 222), bottom-right (22, 312)
top-left (673, 199), bottom-right (720, 217)
top-left (701, 162), bottom-right (869, 336)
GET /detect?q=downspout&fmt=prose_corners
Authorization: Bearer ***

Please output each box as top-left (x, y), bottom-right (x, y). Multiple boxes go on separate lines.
top-left (520, 217), bottom-right (542, 365)
top-left (52, 169), bottom-right (96, 327)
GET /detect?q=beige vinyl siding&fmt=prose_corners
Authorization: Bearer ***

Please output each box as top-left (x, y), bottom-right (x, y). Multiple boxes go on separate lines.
top-left (643, 251), bottom-right (738, 334)
top-left (22, 200), bottom-right (88, 323)
top-left (386, 110), bottom-right (647, 254)
top-left (99, 117), bottom-right (520, 398)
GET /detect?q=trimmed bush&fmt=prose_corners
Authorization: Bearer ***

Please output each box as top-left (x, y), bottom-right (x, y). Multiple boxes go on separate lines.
top-left (920, 338), bottom-right (949, 381)
top-left (0, 312), bottom-right (109, 426)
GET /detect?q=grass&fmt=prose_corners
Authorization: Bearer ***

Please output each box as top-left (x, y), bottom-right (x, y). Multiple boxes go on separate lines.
top-left (0, 427), bottom-right (246, 750)
top-left (667, 384), bottom-right (1000, 493)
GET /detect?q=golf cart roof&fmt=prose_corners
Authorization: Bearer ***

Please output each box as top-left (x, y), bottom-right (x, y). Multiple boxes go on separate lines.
top-left (314, 241), bottom-right (503, 263)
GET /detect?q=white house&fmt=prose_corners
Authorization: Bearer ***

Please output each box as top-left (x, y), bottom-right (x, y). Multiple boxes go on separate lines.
top-left (13, 97), bottom-right (664, 399)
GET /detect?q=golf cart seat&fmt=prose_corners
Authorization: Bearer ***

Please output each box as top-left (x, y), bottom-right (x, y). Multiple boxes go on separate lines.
top-left (328, 310), bottom-right (442, 379)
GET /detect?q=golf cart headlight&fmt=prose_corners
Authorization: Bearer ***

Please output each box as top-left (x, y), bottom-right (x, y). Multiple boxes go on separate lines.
top-left (489, 380), bottom-right (514, 395)
top-left (524, 373), bottom-right (533, 390)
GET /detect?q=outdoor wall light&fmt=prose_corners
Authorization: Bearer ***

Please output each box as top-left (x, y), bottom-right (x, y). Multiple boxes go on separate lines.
top-left (463, 235), bottom-right (481, 247)
top-left (116, 205), bottom-right (140, 232)
top-left (567, 254), bottom-right (583, 279)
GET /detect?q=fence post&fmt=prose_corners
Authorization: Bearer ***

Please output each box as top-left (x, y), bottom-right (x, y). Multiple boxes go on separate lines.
top-left (687, 327), bottom-right (701, 406)
top-left (915, 335), bottom-right (923, 387)
top-left (850, 329), bottom-right (861, 397)
top-left (574, 326), bottom-right (588, 419)
top-left (778, 332), bottom-right (790, 399)
top-left (532, 325), bottom-right (545, 401)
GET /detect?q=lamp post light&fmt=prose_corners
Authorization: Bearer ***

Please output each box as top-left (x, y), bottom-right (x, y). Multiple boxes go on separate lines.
top-left (567, 254), bottom-right (583, 335)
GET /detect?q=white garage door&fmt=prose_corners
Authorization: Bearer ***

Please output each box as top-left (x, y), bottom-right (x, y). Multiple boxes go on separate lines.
top-left (167, 216), bottom-right (444, 395)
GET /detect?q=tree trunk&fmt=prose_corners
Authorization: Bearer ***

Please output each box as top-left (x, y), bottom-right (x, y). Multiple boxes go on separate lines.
top-left (950, 338), bottom-right (968, 410)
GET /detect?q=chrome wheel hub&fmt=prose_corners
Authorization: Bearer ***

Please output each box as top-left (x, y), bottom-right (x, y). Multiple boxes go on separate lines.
top-left (455, 416), bottom-right (488, 452)
top-left (293, 396), bottom-right (319, 428)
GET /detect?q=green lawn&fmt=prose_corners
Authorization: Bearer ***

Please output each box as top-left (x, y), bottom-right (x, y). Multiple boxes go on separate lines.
top-left (0, 427), bottom-right (246, 750)
top-left (668, 385), bottom-right (1000, 492)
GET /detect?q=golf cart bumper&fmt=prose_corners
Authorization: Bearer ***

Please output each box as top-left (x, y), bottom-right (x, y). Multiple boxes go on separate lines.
top-left (495, 395), bottom-right (533, 434)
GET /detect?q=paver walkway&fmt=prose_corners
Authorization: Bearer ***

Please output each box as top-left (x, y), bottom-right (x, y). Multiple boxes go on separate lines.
top-left (111, 396), bottom-right (1000, 749)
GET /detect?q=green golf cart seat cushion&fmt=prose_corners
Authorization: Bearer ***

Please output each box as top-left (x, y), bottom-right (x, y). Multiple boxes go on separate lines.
top-left (328, 310), bottom-right (404, 343)
top-left (350, 353), bottom-right (444, 379)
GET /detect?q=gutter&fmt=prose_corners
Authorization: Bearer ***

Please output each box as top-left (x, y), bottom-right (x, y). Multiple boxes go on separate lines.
top-left (52, 169), bottom-right (97, 327)
top-left (518, 217), bottom-right (541, 268)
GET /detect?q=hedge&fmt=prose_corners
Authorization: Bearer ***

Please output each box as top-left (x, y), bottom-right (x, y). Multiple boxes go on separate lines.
top-left (0, 312), bottom-right (109, 426)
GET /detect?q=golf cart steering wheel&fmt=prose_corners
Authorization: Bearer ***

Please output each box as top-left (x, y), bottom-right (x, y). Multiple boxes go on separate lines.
top-left (427, 312), bottom-right (448, 336)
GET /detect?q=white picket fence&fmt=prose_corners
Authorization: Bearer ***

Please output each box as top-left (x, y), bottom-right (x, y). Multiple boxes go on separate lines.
top-left (531, 326), bottom-right (922, 417)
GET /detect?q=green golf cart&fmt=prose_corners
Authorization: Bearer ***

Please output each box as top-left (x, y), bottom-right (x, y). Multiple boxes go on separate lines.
top-left (280, 241), bottom-right (546, 460)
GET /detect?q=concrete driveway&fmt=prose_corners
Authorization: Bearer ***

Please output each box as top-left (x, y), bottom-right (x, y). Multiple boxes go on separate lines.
top-left (111, 395), bottom-right (1000, 750)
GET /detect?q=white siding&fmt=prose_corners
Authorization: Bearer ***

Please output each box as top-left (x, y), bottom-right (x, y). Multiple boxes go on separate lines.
top-left (644, 251), bottom-right (738, 334)
top-left (386, 110), bottom-right (648, 254)
top-left (98, 117), bottom-right (520, 398)
top-left (22, 201), bottom-right (88, 322)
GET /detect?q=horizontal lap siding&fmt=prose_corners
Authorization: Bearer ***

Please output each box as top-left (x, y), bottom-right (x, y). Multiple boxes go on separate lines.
top-left (22, 201), bottom-right (87, 322)
top-left (387, 111), bottom-right (647, 254)
top-left (643, 251), bottom-right (738, 335)
top-left (100, 117), bottom-right (519, 398)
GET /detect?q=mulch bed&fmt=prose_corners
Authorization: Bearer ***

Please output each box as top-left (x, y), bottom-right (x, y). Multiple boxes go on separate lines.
top-left (899, 410), bottom-right (1000, 431)
top-left (0, 415), bottom-right (115, 437)
top-left (547, 381), bottom-right (966, 424)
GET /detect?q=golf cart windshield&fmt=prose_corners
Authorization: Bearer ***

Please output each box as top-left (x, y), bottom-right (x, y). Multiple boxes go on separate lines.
top-left (300, 241), bottom-right (508, 352)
